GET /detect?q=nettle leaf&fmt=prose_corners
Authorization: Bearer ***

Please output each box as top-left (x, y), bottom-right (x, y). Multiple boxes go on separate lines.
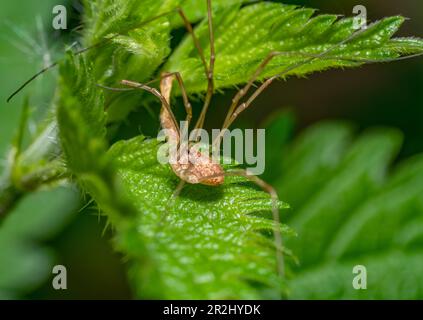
top-left (83, 0), bottom-right (180, 45)
top-left (271, 121), bottom-right (423, 299)
top-left (82, 0), bottom-right (179, 122)
top-left (57, 53), bottom-right (107, 173)
top-left (173, 0), bottom-right (246, 26)
top-left (165, 2), bottom-right (423, 92)
top-left (56, 53), bottom-right (134, 222)
top-left (108, 137), bottom-right (292, 299)
top-left (80, 0), bottom-right (251, 122)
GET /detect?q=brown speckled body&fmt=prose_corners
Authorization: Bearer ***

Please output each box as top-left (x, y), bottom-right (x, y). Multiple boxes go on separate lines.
top-left (160, 74), bottom-right (224, 186)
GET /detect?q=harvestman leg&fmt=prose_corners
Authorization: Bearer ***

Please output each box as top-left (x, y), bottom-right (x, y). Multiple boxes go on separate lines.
top-left (7, 5), bottom-right (214, 104)
top-left (118, 76), bottom-right (194, 218)
top-left (122, 3), bottom-right (215, 132)
top-left (159, 72), bottom-right (193, 125)
top-left (119, 73), bottom-right (193, 129)
top-left (6, 9), bottom-right (179, 103)
top-left (113, 76), bottom-right (191, 203)
top-left (118, 80), bottom-right (179, 132)
top-left (193, 0), bottom-right (215, 131)
top-left (173, 3), bottom-right (215, 131)
top-left (218, 27), bottom-right (375, 138)
top-left (195, 169), bottom-right (285, 277)
top-left (212, 52), bottom-right (322, 146)
top-left (155, 0), bottom-right (218, 208)
top-left (151, 3), bottom-right (215, 133)
top-left (145, 1), bottom-right (216, 212)
top-left (226, 169), bottom-right (285, 277)
top-left (99, 72), bottom-right (192, 127)
top-left (220, 51), bottom-right (332, 134)
top-left (204, 29), bottom-right (374, 276)
top-left (177, 8), bottom-right (209, 86)
top-left (119, 4), bottom-right (215, 128)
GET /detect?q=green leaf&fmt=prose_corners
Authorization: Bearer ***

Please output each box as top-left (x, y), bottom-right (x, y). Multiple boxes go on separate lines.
top-left (108, 136), bottom-right (292, 299)
top-left (80, 0), bottom-right (250, 122)
top-left (272, 121), bottom-right (423, 299)
top-left (81, 0), bottom-right (179, 122)
top-left (172, 0), bottom-right (246, 26)
top-left (57, 53), bottom-right (107, 173)
top-left (56, 53), bottom-right (134, 223)
top-left (165, 2), bottom-right (423, 93)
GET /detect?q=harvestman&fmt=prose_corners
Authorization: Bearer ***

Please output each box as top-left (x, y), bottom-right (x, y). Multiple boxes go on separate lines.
top-left (7, 0), bottom-right (423, 279)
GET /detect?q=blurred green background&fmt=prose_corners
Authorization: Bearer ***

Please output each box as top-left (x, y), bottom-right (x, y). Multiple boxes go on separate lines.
top-left (0, 0), bottom-right (422, 299)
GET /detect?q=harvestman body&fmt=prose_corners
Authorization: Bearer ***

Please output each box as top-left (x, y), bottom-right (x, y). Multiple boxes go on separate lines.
top-left (7, 0), bottom-right (423, 280)
top-left (123, 75), bottom-right (226, 186)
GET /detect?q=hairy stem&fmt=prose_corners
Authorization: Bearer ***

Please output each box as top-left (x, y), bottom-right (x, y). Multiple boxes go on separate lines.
top-left (0, 182), bottom-right (23, 222)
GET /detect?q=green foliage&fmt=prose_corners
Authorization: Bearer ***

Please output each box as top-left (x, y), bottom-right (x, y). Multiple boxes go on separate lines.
top-left (85, 1), bottom-right (172, 79)
top-left (269, 120), bottom-right (423, 299)
top-left (57, 53), bottom-right (107, 173)
top-left (2, 0), bottom-right (423, 299)
top-left (56, 54), bottom-right (134, 224)
top-left (81, 1), bottom-right (423, 121)
top-left (81, 0), bottom-right (177, 121)
top-left (33, 0), bottom-right (423, 299)
top-left (165, 2), bottom-right (423, 92)
top-left (80, 0), bottom-right (248, 121)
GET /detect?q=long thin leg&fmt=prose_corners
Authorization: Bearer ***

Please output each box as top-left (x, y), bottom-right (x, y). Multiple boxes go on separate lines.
top-left (177, 8), bottom-right (209, 85)
top-left (220, 50), bottom-right (333, 129)
top-left (212, 51), bottom-right (315, 146)
top-left (170, 72), bottom-right (193, 125)
top-left (157, 179), bottom-right (186, 228)
top-left (8, 6), bottom-right (211, 104)
top-left (222, 49), bottom-right (423, 131)
top-left (120, 79), bottom-right (180, 133)
top-left (221, 51), bottom-right (280, 130)
top-left (149, 5), bottom-right (220, 124)
top-left (115, 72), bottom-right (193, 125)
top-left (172, 180), bottom-right (186, 199)
top-left (7, 8), bottom-right (179, 103)
top-left (220, 51), bottom-right (340, 125)
top-left (218, 26), bottom-right (376, 142)
top-left (194, 0), bottom-right (215, 131)
top-left (196, 169), bottom-right (285, 278)
top-left (225, 169), bottom-right (284, 278)
top-left (114, 73), bottom-right (193, 155)
top-left (119, 75), bottom-right (191, 159)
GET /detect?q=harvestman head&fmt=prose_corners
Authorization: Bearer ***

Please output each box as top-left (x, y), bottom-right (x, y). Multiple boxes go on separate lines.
top-left (7, 0), bottom-right (423, 280)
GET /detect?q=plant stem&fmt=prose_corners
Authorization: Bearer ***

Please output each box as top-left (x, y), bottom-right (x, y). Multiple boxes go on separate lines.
top-left (0, 181), bottom-right (23, 222)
